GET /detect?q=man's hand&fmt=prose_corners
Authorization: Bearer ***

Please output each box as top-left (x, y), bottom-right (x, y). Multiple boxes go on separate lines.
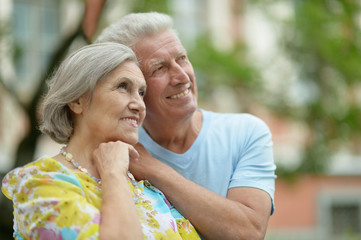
top-left (129, 143), bottom-right (165, 180)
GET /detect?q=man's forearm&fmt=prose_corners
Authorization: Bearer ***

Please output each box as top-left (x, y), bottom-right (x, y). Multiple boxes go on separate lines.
top-left (147, 164), bottom-right (271, 240)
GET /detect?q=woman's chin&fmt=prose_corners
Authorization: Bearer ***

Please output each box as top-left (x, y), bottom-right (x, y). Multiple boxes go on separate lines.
top-left (114, 136), bottom-right (138, 146)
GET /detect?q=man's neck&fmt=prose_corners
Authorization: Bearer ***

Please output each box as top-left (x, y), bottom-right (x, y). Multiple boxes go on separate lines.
top-left (143, 110), bottom-right (203, 154)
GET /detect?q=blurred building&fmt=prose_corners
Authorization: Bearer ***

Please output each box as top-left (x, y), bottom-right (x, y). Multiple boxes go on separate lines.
top-left (268, 175), bottom-right (361, 240)
top-left (264, 113), bottom-right (361, 240)
top-left (0, 0), bottom-right (360, 239)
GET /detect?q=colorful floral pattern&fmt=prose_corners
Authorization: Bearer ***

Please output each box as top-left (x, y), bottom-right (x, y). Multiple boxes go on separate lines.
top-left (2, 157), bottom-right (200, 240)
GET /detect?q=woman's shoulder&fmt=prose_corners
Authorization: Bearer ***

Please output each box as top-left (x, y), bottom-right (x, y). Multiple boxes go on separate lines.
top-left (1, 157), bottom-right (77, 200)
top-left (5, 157), bottom-right (69, 180)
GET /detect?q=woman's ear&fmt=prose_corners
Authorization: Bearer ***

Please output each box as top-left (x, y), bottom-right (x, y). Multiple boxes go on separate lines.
top-left (68, 96), bottom-right (88, 114)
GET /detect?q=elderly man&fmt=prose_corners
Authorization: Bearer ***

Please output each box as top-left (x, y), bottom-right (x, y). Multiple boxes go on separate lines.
top-left (96, 12), bottom-right (276, 240)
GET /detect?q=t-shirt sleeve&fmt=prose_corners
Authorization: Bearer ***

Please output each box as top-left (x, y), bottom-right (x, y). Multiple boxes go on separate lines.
top-left (229, 115), bottom-right (276, 214)
top-left (2, 159), bottom-right (100, 240)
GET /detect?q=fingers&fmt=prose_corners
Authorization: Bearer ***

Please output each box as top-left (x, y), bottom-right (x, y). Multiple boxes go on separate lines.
top-left (93, 141), bottom-right (133, 177)
top-left (93, 141), bottom-right (139, 168)
top-left (128, 145), bottom-right (139, 162)
top-left (134, 142), bottom-right (145, 151)
top-left (134, 142), bottom-right (151, 158)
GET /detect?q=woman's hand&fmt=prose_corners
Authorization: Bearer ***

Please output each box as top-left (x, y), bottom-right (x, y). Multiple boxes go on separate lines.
top-left (94, 141), bottom-right (143, 240)
top-left (93, 141), bottom-right (139, 179)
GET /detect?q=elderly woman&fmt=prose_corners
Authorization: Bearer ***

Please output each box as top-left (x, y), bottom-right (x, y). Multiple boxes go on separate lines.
top-left (2, 43), bottom-right (200, 240)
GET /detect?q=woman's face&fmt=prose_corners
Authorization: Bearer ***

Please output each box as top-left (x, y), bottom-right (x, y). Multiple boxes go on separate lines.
top-left (75, 61), bottom-right (146, 145)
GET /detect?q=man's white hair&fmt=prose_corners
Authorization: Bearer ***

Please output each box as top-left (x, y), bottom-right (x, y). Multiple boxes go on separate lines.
top-left (95, 12), bottom-right (178, 48)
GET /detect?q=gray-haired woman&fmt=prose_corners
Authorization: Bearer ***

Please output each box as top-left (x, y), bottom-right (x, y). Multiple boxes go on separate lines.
top-left (2, 42), bottom-right (200, 240)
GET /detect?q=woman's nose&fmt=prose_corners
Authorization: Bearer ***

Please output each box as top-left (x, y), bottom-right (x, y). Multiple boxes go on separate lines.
top-left (129, 94), bottom-right (146, 112)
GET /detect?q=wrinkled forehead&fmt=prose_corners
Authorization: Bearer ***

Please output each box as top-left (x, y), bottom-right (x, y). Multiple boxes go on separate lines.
top-left (134, 30), bottom-right (185, 65)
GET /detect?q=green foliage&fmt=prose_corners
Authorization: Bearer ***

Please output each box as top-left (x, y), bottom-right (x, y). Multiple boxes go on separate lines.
top-left (130, 0), bottom-right (169, 14)
top-left (190, 1), bottom-right (361, 175)
top-left (188, 36), bottom-right (261, 107)
top-left (258, 0), bottom-right (361, 174)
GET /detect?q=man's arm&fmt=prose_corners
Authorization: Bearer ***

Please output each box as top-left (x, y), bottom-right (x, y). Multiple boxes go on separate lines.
top-left (130, 144), bottom-right (272, 240)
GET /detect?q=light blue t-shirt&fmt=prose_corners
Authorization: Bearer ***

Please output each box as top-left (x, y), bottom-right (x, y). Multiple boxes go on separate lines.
top-left (139, 109), bottom-right (276, 214)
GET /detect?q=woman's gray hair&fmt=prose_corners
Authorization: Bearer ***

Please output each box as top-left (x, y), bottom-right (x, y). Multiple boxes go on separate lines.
top-left (95, 12), bottom-right (177, 48)
top-left (39, 42), bottom-right (138, 144)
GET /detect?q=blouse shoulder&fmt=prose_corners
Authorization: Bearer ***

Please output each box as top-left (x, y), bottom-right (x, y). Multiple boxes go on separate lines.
top-left (1, 157), bottom-right (81, 201)
top-left (2, 157), bottom-right (100, 240)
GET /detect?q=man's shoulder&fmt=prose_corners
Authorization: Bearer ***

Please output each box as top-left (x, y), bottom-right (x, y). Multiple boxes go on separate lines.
top-left (201, 109), bottom-right (265, 126)
top-left (201, 109), bottom-right (271, 140)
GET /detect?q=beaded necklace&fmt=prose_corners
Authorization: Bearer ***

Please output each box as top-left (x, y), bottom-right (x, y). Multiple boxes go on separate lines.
top-left (60, 147), bottom-right (142, 203)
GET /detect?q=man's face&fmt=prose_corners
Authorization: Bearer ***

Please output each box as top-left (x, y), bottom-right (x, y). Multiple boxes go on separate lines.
top-left (134, 30), bottom-right (198, 123)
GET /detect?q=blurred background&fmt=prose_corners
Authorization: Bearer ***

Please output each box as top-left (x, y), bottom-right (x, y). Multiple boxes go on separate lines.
top-left (1, 0), bottom-right (361, 239)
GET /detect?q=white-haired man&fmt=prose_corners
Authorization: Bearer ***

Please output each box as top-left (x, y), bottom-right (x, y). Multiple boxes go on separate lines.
top-left (96, 12), bottom-right (276, 240)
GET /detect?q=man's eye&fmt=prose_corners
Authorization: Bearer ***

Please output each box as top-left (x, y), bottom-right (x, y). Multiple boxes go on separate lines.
top-left (151, 66), bottom-right (163, 76)
top-left (117, 82), bottom-right (127, 89)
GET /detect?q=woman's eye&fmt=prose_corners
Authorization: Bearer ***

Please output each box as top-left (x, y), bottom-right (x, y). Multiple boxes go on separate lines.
top-left (117, 82), bottom-right (127, 89)
top-left (139, 90), bottom-right (146, 97)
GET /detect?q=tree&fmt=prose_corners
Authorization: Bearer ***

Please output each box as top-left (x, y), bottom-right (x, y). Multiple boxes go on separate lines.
top-left (260, 0), bottom-right (361, 174)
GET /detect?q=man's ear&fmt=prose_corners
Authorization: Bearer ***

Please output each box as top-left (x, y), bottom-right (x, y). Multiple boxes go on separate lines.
top-left (68, 96), bottom-right (87, 114)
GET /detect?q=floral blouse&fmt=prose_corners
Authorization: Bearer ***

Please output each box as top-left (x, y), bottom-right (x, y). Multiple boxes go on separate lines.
top-left (2, 157), bottom-right (201, 240)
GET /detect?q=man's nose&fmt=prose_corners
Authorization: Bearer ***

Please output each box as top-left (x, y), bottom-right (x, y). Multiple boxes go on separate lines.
top-left (169, 63), bottom-right (189, 85)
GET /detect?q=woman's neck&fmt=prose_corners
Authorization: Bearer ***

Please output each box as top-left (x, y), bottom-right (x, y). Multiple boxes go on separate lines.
top-left (59, 135), bottom-right (100, 179)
